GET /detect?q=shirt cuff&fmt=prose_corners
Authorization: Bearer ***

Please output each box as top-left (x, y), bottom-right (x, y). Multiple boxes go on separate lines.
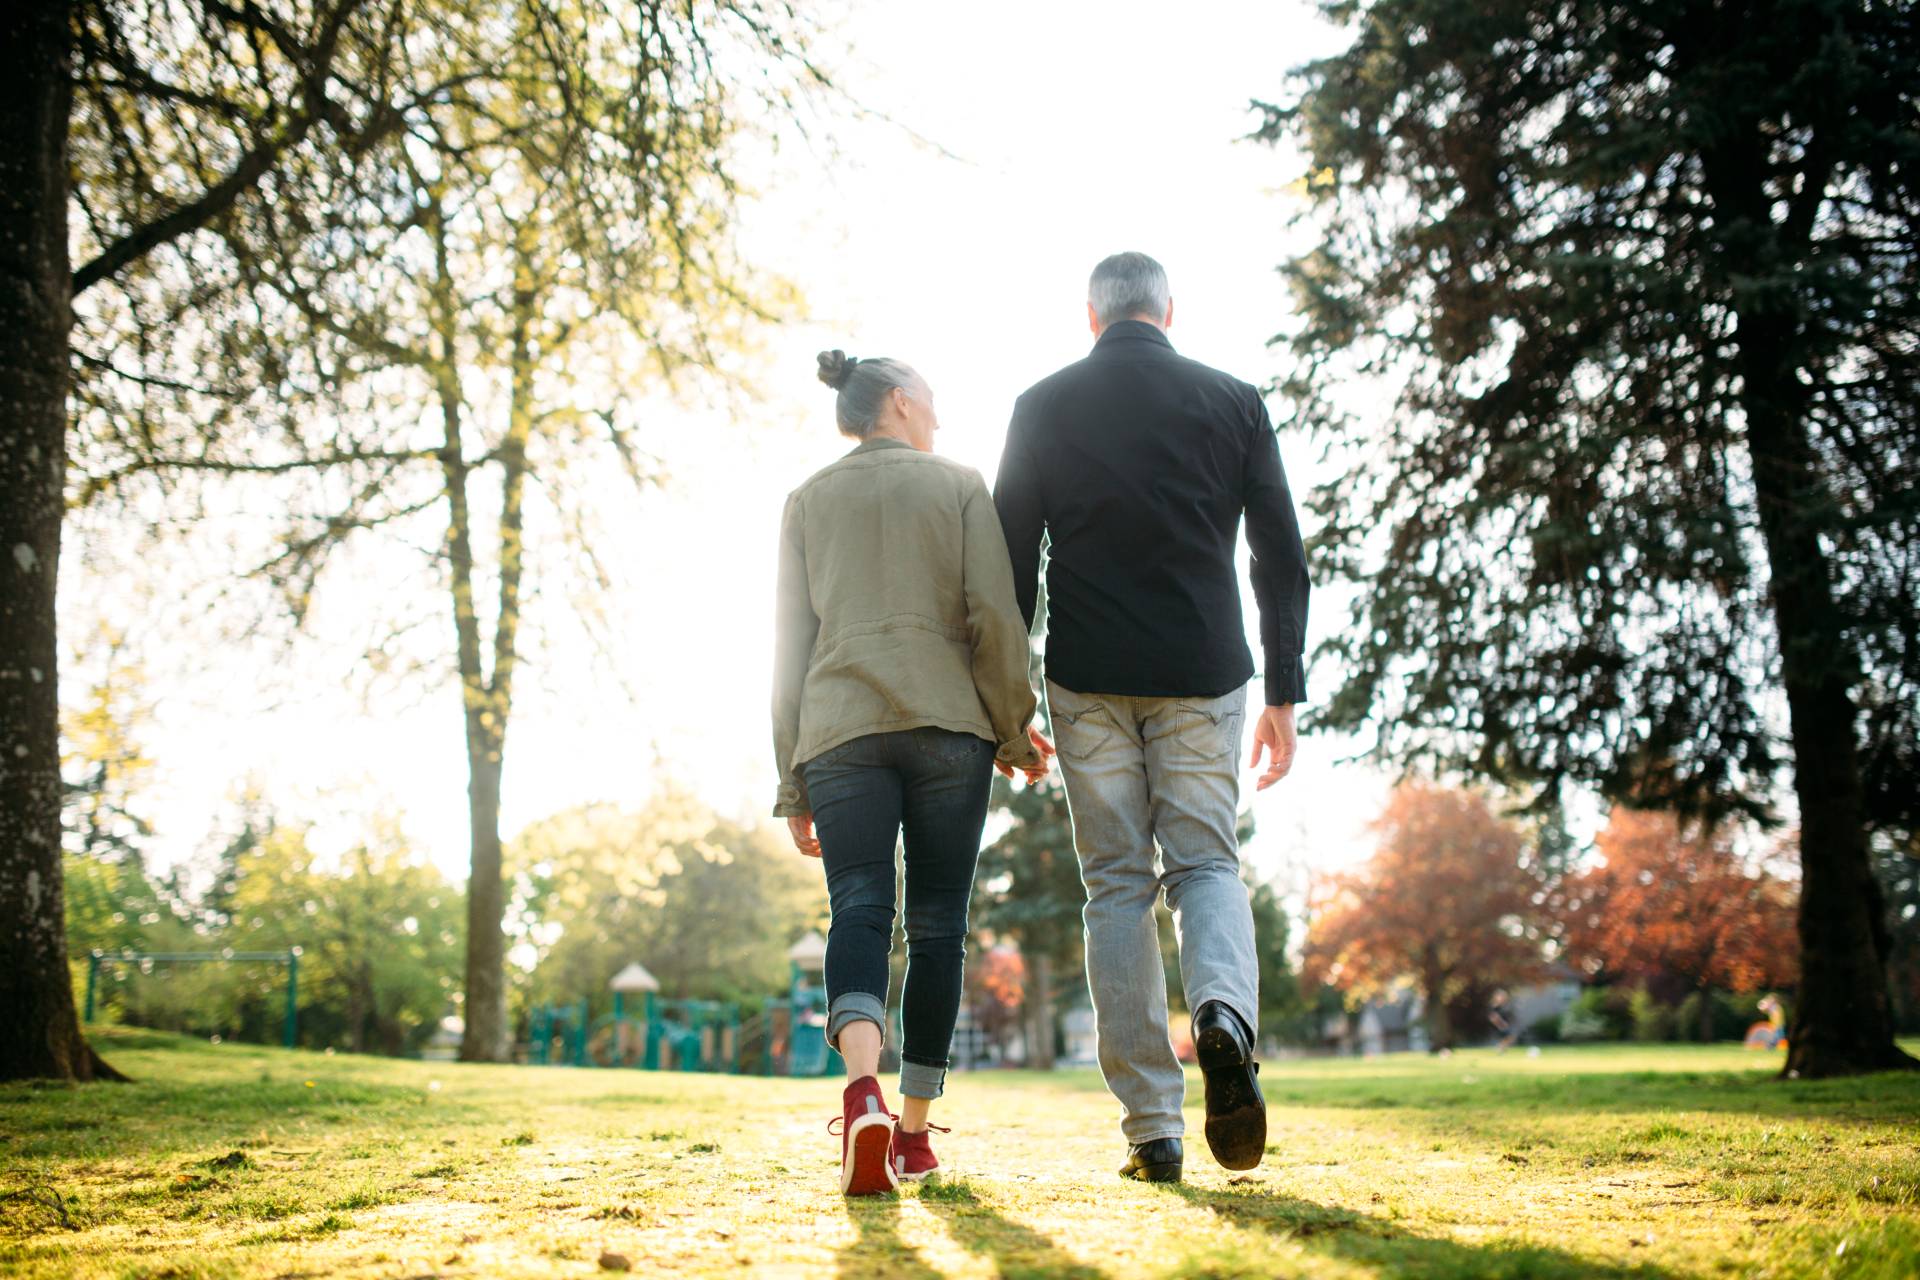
top-left (1263, 655), bottom-right (1307, 707)
top-left (773, 781), bottom-right (809, 818)
top-left (996, 733), bottom-right (1041, 770)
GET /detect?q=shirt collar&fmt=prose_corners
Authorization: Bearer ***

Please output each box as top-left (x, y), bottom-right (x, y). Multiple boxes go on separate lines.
top-left (851, 435), bottom-right (916, 455)
top-left (1093, 319), bottom-right (1174, 352)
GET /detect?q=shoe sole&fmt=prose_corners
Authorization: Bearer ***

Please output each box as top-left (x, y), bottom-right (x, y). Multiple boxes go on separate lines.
top-left (842, 1113), bottom-right (899, 1196)
top-left (1196, 1023), bottom-right (1266, 1171)
top-left (895, 1160), bottom-right (939, 1182)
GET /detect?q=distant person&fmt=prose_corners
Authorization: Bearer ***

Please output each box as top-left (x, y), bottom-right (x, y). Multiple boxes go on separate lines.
top-left (994, 252), bottom-right (1311, 1182)
top-left (1489, 989), bottom-right (1518, 1051)
top-left (771, 351), bottom-right (1052, 1196)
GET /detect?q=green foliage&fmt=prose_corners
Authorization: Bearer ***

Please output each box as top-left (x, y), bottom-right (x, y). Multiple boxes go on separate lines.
top-left (1628, 988), bottom-right (1674, 1043)
top-left (222, 822), bottom-right (465, 1054)
top-left (1561, 984), bottom-right (1779, 1043)
top-left (974, 775), bottom-right (1085, 973)
top-left (509, 794), bottom-right (827, 1015)
top-left (1878, 831), bottom-right (1920, 1033)
top-left (1559, 987), bottom-right (1632, 1043)
top-left (1260, 1), bottom-right (1920, 829)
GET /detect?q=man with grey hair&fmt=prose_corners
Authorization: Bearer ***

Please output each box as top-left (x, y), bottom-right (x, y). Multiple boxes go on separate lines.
top-left (994, 251), bottom-right (1310, 1183)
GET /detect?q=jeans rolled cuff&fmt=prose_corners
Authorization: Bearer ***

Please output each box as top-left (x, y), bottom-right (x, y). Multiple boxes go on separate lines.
top-left (899, 1057), bottom-right (947, 1100)
top-left (826, 992), bottom-right (887, 1050)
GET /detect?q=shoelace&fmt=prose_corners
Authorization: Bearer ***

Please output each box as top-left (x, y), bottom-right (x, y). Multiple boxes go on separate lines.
top-left (892, 1119), bottom-right (950, 1137)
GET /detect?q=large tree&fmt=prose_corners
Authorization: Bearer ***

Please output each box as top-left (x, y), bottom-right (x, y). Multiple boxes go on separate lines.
top-left (68, 0), bottom-right (821, 1063)
top-left (1265, 0), bottom-right (1919, 1075)
top-left (1303, 783), bottom-right (1548, 1050)
top-left (2, 0), bottom-right (425, 1081)
top-left (1555, 808), bottom-right (1799, 1039)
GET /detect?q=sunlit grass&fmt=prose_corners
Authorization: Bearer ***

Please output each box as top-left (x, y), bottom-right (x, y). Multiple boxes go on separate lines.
top-left (1, 1029), bottom-right (1916, 1277)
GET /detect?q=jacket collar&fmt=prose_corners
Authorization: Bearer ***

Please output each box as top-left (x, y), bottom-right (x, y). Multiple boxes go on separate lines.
top-left (851, 435), bottom-right (916, 455)
top-left (1093, 319), bottom-right (1174, 352)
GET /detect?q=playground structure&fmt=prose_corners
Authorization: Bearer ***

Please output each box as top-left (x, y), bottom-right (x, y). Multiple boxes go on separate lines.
top-left (525, 933), bottom-right (843, 1077)
top-left (1744, 993), bottom-right (1789, 1050)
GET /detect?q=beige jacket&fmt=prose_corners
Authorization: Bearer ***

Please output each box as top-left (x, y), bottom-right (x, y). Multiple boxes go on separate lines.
top-left (772, 436), bottom-right (1041, 817)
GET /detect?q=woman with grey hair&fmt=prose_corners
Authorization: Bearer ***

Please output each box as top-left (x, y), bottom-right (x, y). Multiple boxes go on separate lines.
top-left (771, 349), bottom-right (1052, 1194)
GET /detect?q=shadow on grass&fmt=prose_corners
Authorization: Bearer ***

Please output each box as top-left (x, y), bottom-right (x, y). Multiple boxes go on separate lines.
top-left (916, 1179), bottom-right (1111, 1280)
top-left (1164, 1182), bottom-right (1670, 1280)
top-left (837, 1180), bottom-right (1113, 1280)
top-left (836, 1194), bottom-right (945, 1280)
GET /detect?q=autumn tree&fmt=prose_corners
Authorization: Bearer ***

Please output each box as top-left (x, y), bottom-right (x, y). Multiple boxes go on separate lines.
top-left (1304, 783), bottom-right (1547, 1050)
top-left (1264, 0), bottom-right (1920, 1077)
top-left (1556, 809), bottom-right (1798, 1040)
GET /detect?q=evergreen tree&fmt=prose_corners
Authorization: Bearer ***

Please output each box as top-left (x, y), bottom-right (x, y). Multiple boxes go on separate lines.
top-left (1262, 0), bottom-right (1919, 1075)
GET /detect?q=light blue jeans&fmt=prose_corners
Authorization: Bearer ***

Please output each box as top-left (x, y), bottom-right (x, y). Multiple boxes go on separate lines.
top-left (1047, 678), bottom-right (1259, 1144)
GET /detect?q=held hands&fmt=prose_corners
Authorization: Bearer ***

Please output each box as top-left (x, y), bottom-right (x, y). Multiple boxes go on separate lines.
top-left (994, 724), bottom-right (1056, 785)
top-left (1248, 704), bottom-right (1297, 791)
top-left (792, 727), bottom-right (1057, 858)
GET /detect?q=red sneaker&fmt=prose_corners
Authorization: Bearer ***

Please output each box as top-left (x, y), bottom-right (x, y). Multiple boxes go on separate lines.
top-left (829, 1076), bottom-right (898, 1196)
top-left (891, 1122), bottom-right (949, 1182)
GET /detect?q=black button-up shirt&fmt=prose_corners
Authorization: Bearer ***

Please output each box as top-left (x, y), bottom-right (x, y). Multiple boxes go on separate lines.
top-left (993, 320), bottom-right (1310, 706)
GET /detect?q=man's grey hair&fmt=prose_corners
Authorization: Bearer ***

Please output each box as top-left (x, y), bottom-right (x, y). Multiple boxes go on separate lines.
top-left (1088, 251), bottom-right (1171, 327)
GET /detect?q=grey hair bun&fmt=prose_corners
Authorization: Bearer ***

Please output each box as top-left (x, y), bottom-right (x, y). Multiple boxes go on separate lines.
top-left (817, 349), bottom-right (859, 391)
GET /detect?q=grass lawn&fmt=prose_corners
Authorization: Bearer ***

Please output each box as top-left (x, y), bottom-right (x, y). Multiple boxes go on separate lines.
top-left (3, 1029), bottom-right (1918, 1278)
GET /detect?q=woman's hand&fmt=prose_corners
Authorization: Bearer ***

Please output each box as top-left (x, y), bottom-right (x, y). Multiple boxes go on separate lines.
top-left (787, 813), bottom-right (821, 857)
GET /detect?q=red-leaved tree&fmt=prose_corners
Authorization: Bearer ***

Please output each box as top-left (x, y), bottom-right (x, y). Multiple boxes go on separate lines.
top-left (1304, 783), bottom-right (1548, 1050)
top-left (1555, 809), bottom-right (1798, 1040)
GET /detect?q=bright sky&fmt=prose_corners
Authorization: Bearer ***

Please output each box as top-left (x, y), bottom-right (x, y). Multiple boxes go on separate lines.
top-left (79, 0), bottom-right (1408, 903)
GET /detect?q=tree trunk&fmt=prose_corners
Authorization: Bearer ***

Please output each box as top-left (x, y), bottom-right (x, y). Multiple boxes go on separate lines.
top-left (0, 0), bottom-right (124, 1085)
top-left (440, 216), bottom-right (543, 1065)
top-left (1026, 949), bottom-right (1056, 1069)
top-left (1703, 129), bottom-right (1917, 1079)
top-left (1423, 965), bottom-right (1452, 1052)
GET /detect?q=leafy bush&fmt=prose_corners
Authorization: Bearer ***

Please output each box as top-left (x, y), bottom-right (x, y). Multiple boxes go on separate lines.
top-left (1629, 988), bottom-right (1676, 1042)
top-left (1558, 986), bottom-right (1633, 1041)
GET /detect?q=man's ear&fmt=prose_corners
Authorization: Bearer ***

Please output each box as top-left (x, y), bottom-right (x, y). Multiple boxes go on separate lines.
top-left (1164, 296), bottom-right (1175, 329)
top-left (1087, 301), bottom-right (1102, 337)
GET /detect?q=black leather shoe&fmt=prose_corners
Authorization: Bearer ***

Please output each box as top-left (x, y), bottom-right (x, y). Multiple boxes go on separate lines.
top-left (1118, 1136), bottom-right (1183, 1182)
top-left (1194, 1000), bottom-right (1266, 1170)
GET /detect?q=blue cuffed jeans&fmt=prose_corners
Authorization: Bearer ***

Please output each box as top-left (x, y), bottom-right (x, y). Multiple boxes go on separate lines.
top-left (1047, 678), bottom-right (1259, 1144)
top-left (801, 726), bottom-right (993, 1100)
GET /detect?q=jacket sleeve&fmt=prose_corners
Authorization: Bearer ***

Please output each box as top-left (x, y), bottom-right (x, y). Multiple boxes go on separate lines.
top-left (771, 491), bottom-right (820, 816)
top-left (962, 473), bottom-right (1042, 768)
top-left (993, 393), bottom-right (1045, 633)
top-left (1244, 393), bottom-right (1311, 706)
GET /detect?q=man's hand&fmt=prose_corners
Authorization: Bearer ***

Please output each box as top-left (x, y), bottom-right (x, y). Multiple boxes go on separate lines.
top-left (994, 725), bottom-right (1058, 785)
top-left (787, 813), bottom-right (821, 858)
top-left (1247, 704), bottom-right (1297, 791)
